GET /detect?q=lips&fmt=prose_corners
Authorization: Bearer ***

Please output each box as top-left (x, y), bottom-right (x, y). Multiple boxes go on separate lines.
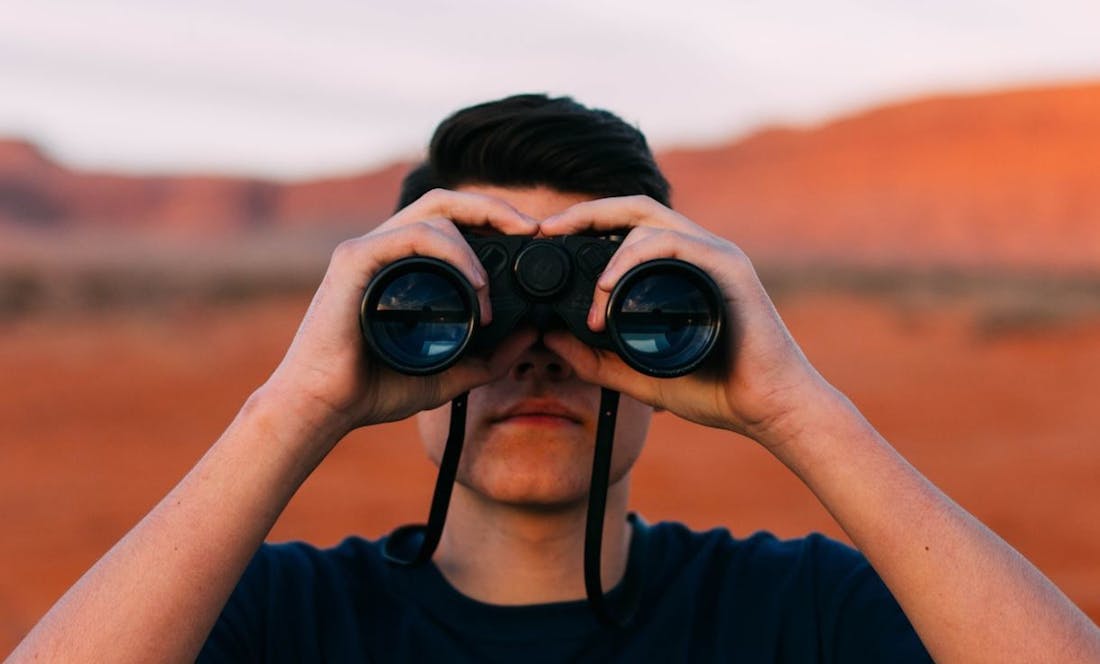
top-left (492, 398), bottom-right (585, 424)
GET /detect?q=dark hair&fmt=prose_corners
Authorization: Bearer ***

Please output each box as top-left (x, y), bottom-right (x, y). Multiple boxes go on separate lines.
top-left (396, 94), bottom-right (670, 210)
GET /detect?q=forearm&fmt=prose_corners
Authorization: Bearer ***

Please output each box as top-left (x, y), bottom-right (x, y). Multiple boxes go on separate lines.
top-left (763, 384), bottom-right (1100, 664)
top-left (8, 386), bottom-right (344, 664)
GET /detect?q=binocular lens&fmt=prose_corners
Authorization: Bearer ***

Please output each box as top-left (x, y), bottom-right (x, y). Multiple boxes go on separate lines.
top-left (609, 263), bottom-right (721, 377)
top-left (362, 261), bottom-right (476, 374)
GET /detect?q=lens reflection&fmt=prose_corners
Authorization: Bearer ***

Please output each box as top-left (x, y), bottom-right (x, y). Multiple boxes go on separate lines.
top-left (611, 271), bottom-right (717, 374)
top-left (368, 271), bottom-right (471, 370)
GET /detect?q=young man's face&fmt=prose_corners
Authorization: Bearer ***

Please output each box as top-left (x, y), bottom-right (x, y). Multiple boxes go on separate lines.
top-left (415, 185), bottom-right (654, 510)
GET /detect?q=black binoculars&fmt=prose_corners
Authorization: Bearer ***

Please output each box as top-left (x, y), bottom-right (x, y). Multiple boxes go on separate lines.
top-left (359, 234), bottom-right (724, 377)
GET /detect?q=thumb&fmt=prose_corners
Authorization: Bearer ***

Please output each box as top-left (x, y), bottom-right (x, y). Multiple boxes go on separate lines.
top-left (543, 331), bottom-right (661, 404)
top-left (439, 328), bottom-right (539, 398)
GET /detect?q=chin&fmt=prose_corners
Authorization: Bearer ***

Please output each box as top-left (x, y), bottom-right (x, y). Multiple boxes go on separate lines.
top-left (457, 436), bottom-right (595, 510)
top-left (418, 404), bottom-right (648, 510)
top-left (463, 473), bottom-right (590, 511)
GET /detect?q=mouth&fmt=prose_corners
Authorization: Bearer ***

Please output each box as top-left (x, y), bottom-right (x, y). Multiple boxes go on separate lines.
top-left (491, 399), bottom-right (585, 427)
top-left (496, 413), bottom-right (578, 427)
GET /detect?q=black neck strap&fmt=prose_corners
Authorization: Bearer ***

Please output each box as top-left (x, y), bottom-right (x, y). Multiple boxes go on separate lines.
top-left (382, 392), bottom-right (467, 566)
top-left (382, 388), bottom-right (640, 627)
top-left (584, 387), bottom-right (642, 627)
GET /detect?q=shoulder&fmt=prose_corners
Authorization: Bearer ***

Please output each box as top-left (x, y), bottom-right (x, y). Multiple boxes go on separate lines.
top-left (198, 537), bottom-right (392, 662)
top-left (643, 518), bottom-right (896, 610)
top-left (248, 536), bottom-right (384, 577)
top-left (234, 536), bottom-right (366, 582)
top-left (643, 519), bottom-right (866, 585)
top-left (240, 536), bottom-right (402, 608)
top-left (637, 519), bottom-right (931, 662)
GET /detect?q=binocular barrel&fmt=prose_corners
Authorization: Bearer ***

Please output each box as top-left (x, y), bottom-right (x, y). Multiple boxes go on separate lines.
top-left (360, 237), bottom-right (723, 377)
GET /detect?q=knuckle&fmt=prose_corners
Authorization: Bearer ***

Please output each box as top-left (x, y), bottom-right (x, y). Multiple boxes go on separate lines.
top-left (652, 228), bottom-right (675, 242)
top-left (718, 240), bottom-right (743, 263)
top-left (410, 220), bottom-right (454, 246)
top-left (725, 247), bottom-right (755, 277)
top-left (425, 187), bottom-right (449, 200)
top-left (419, 188), bottom-right (451, 207)
top-left (330, 238), bottom-right (361, 265)
top-left (633, 228), bottom-right (671, 251)
top-left (621, 241), bottom-right (644, 261)
top-left (424, 217), bottom-right (454, 231)
top-left (606, 248), bottom-right (632, 271)
top-left (621, 227), bottom-right (650, 247)
top-left (412, 219), bottom-right (442, 235)
top-left (734, 248), bottom-right (755, 272)
top-left (629, 195), bottom-right (660, 214)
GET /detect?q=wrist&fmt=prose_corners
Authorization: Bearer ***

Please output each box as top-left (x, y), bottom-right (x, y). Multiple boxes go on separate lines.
top-left (240, 382), bottom-right (352, 469)
top-left (742, 377), bottom-right (860, 455)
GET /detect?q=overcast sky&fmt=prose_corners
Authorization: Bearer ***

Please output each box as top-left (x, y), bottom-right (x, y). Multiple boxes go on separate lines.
top-left (2, 0), bottom-right (1099, 179)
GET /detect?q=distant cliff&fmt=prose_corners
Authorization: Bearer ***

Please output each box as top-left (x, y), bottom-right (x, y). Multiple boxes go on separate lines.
top-left (4, 82), bottom-right (1100, 271)
top-left (660, 82), bottom-right (1100, 272)
top-left (0, 139), bottom-right (406, 234)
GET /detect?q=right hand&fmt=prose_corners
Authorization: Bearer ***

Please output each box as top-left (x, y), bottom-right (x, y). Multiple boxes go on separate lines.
top-left (261, 189), bottom-right (539, 443)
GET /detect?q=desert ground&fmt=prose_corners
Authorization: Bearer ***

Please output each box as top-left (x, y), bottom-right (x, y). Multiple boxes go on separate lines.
top-left (2, 286), bottom-right (1098, 652)
top-left (5, 82), bottom-right (1100, 652)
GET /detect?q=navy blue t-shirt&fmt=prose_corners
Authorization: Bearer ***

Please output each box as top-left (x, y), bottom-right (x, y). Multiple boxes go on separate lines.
top-left (199, 515), bottom-right (930, 662)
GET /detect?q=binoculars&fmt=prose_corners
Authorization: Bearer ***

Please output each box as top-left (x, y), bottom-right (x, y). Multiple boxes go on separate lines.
top-left (363, 232), bottom-right (725, 624)
top-left (359, 234), bottom-right (724, 377)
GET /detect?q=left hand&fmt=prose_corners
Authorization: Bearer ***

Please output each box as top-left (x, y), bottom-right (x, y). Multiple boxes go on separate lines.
top-left (539, 195), bottom-right (832, 447)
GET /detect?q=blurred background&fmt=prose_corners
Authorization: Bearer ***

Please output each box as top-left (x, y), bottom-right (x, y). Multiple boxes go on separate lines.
top-left (3, 0), bottom-right (1100, 650)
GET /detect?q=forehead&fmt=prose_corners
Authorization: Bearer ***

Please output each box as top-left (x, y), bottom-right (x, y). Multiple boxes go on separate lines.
top-left (456, 184), bottom-right (594, 220)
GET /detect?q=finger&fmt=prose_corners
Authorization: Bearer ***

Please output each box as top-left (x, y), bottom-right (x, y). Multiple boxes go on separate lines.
top-left (418, 217), bottom-right (497, 324)
top-left (541, 330), bottom-right (662, 404)
top-left (588, 231), bottom-right (725, 331)
top-left (332, 223), bottom-right (493, 325)
top-left (439, 327), bottom-right (539, 396)
top-left (387, 188), bottom-right (539, 236)
top-left (581, 225), bottom-right (658, 332)
top-left (540, 195), bottom-right (690, 236)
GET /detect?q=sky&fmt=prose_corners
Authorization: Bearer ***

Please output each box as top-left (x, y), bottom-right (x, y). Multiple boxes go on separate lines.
top-left (2, 0), bottom-right (1099, 179)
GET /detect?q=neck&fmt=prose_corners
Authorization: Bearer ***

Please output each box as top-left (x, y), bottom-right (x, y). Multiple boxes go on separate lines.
top-left (432, 477), bottom-right (633, 605)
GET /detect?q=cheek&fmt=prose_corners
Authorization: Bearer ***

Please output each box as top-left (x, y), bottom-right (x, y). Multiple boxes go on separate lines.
top-left (416, 403), bottom-right (451, 466)
top-left (609, 396), bottom-right (653, 480)
top-left (415, 386), bottom-right (498, 468)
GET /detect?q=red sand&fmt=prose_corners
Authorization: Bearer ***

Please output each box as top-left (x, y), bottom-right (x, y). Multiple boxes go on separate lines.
top-left (2, 292), bottom-right (1098, 651)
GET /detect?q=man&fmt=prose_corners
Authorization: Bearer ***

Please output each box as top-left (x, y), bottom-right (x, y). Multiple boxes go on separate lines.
top-left (10, 95), bottom-right (1100, 662)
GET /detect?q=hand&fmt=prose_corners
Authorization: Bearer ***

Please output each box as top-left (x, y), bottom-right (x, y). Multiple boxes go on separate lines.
top-left (262, 189), bottom-right (540, 443)
top-left (539, 195), bottom-right (831, 446)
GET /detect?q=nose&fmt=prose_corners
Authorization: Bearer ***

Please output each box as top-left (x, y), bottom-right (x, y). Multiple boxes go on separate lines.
top-left (510, 337), bottom-right (574, 382)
